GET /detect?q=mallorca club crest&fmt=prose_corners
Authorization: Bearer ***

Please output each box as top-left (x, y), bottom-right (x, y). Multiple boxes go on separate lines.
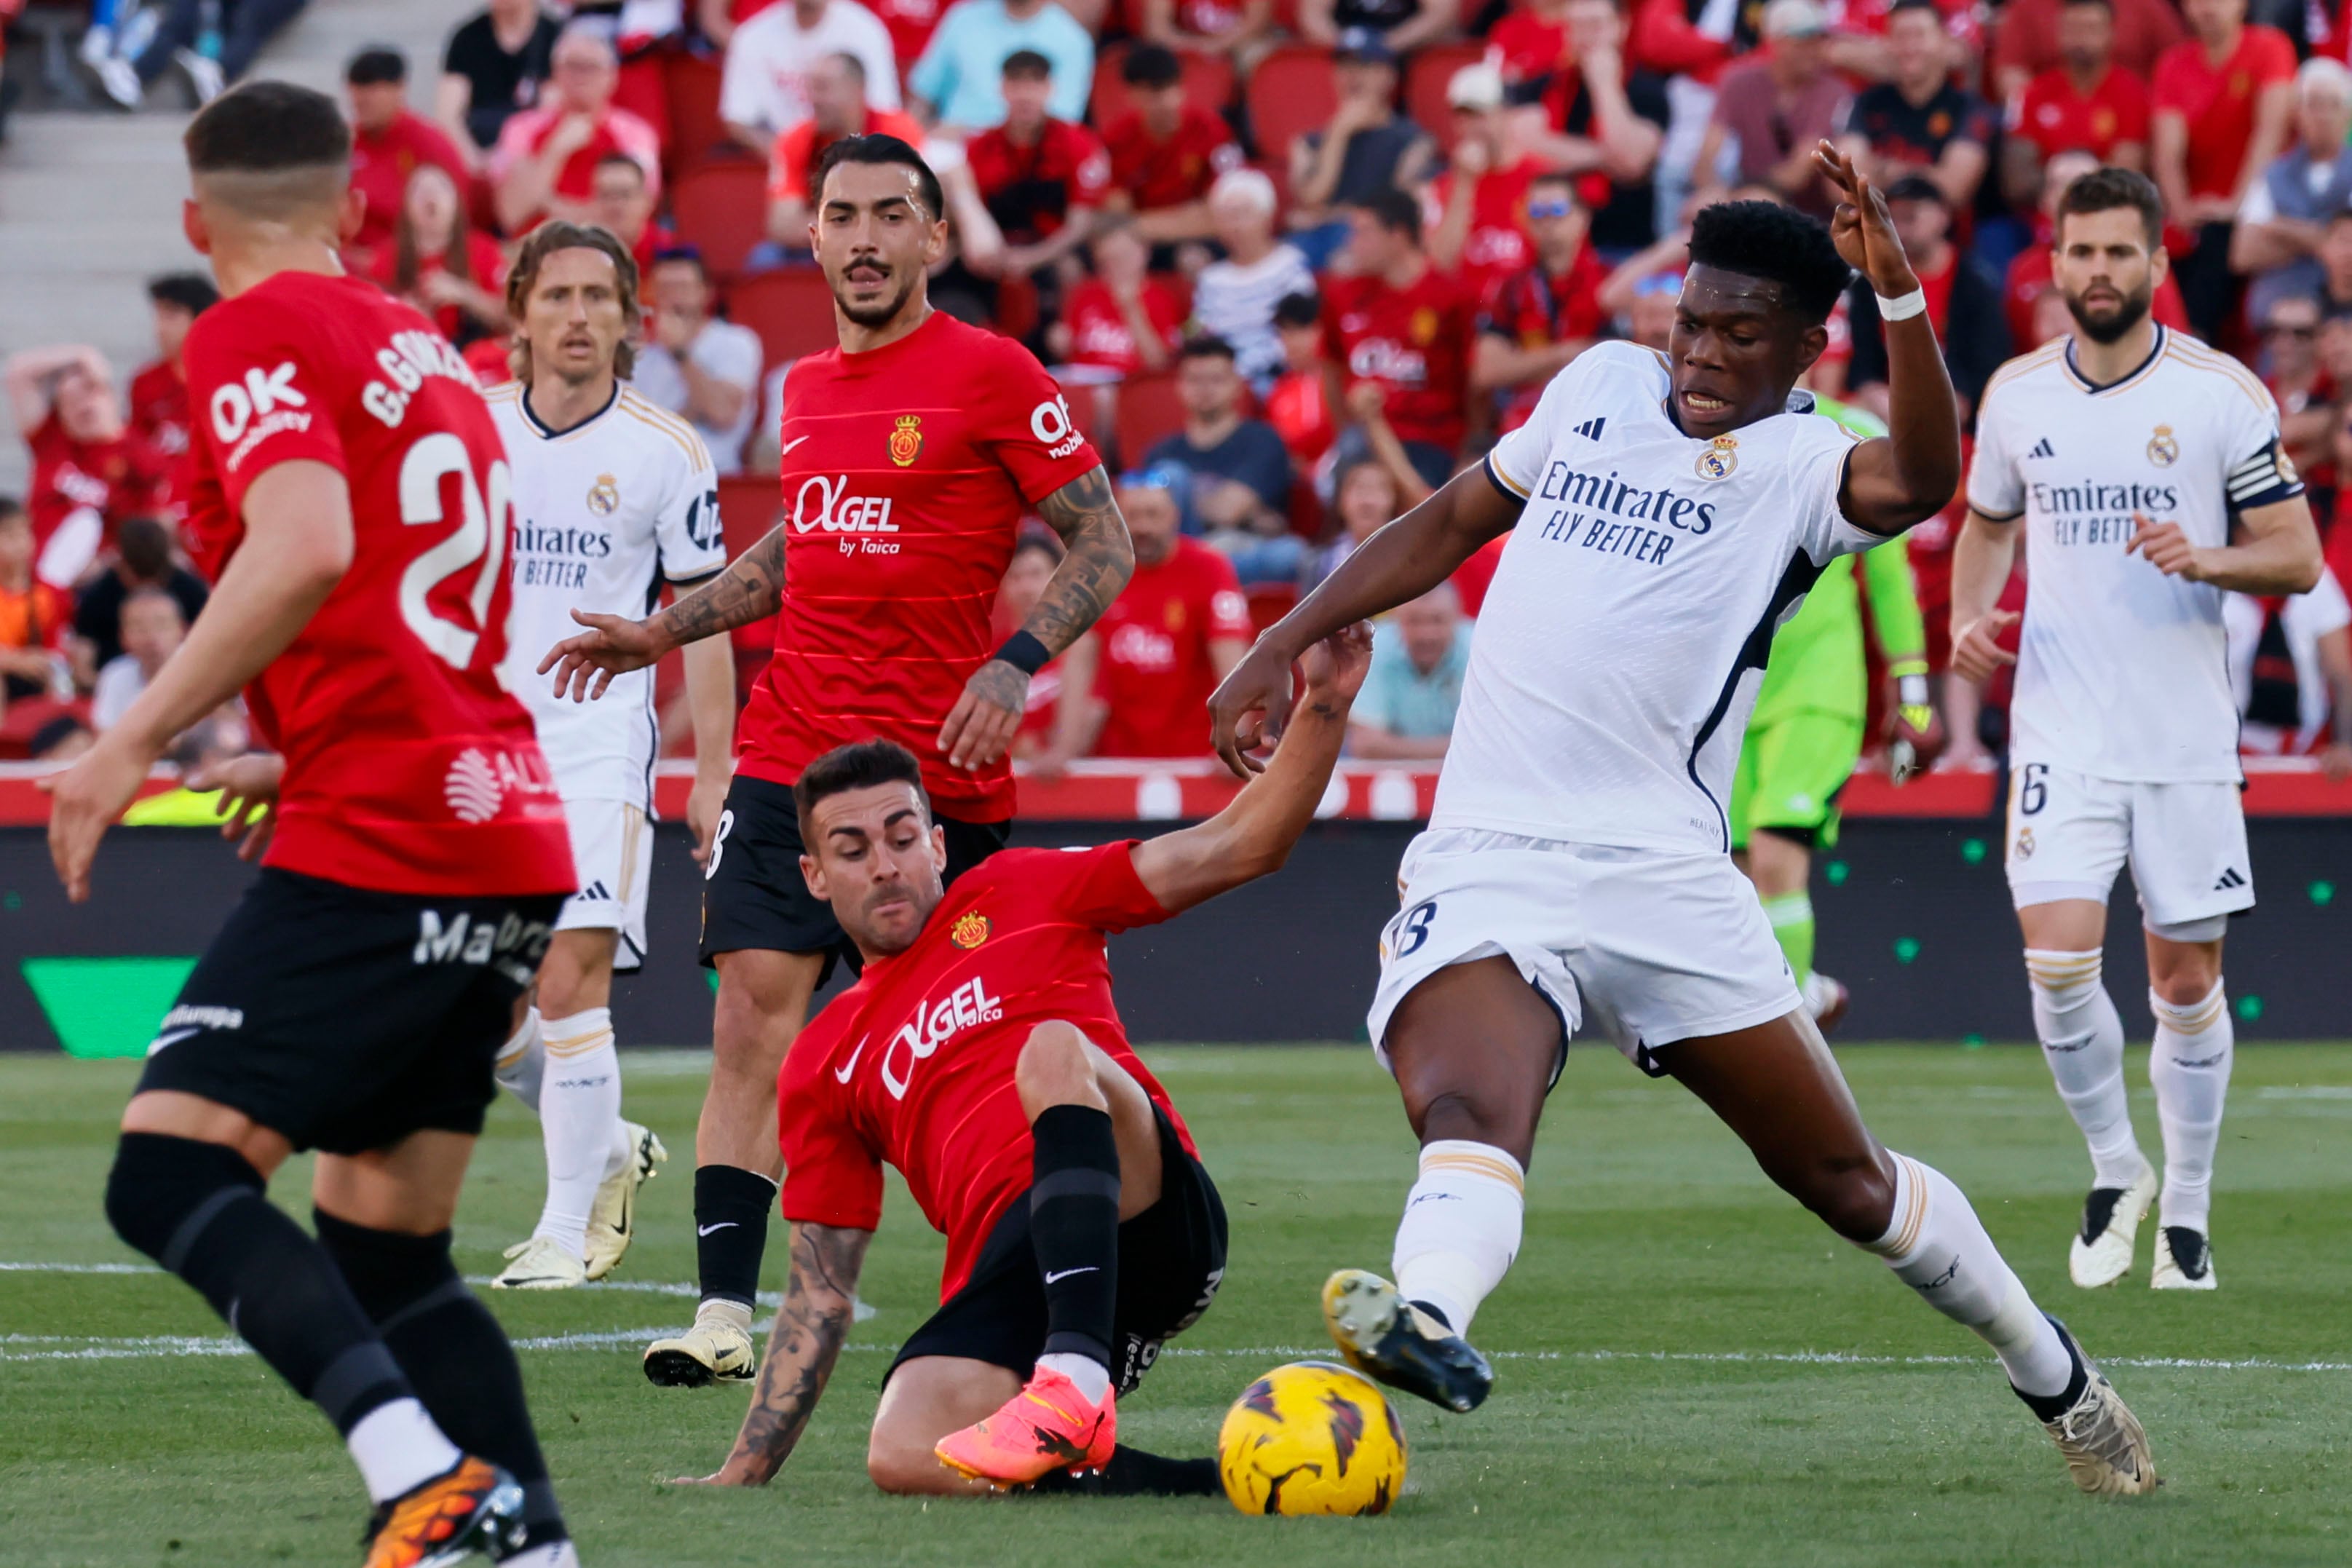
top-left (888, 413), bottom-right (924, 467)
top-left (2147, 424), bottom-right (2179, 467)
top-left (1695, 433), bottom-right (1739, 480)
top-left (950, 911), bottom-right (991, 949)
top-left (585, 472), bottom-right (620, 516)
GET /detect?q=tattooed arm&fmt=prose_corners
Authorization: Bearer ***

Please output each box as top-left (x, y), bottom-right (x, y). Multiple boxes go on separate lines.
top-left (938, 464), bottom-right (1134, 769)
top-left (539, 527), bottom-right (788, 702)
top-left (681, 1221), bottom-right (873, 1486)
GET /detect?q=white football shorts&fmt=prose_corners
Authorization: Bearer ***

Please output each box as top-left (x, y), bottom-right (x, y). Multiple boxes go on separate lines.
top-left (1367, 828), bottom-right (1801, 1078)
top-left (2004, 764), bottom-right (2253, 938)
top-left (555, 799), bottom-right (655, 970)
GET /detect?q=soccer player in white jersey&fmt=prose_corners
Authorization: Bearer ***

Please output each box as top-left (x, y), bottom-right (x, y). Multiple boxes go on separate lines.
top-left (484, 221), bottom-right (740, 1290)
top-left (1952, 168), bottom-right (2321, 1295)
top-left (1212, 146), bottom-right (2158, 1496)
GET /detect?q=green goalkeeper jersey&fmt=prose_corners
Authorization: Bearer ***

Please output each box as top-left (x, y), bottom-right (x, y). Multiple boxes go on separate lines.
top-left (1749, 397), bottom-right (1928, 726)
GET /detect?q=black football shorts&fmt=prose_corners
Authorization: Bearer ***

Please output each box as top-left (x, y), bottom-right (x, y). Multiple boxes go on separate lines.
top-left (135, 868), bottom-right (562, 1156)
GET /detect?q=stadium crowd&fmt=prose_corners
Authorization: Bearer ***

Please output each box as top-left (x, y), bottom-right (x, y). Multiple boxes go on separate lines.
top-left (9, 0), bottom-right (2352, 775)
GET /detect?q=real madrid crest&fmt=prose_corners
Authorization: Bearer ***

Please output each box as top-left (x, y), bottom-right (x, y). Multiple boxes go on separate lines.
top-left (2146, 424), bottom-right (2178, 467)
top-left (2014, 826), bottom-right (2035, 862)
top-left (1695, 434), bottom-right (1739, 480)
top-left (586, 473), bottom-right (620, 515)
top-left (889, 413), bottom-right (924, 467)
top-left (950, 911), bottom-right (991, 949)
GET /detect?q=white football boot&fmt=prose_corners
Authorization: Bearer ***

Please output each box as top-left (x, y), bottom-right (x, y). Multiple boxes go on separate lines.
top-left (2151, 1226), bottom-right (2217, 1291)
top-left (644, 1302), bottom-right (757, 1387)
top-left (2029, 1318), bottom-right (2159, 1497)
top-left (2068, 1163), bottom-right (2159, 1288)
top-left (492, 1235), bottom-right (587, 1291)
top-left (583, 1122), bottom-right (665, 1281)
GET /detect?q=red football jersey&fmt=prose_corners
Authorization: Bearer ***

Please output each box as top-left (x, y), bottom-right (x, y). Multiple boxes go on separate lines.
top-left (1092, 537), bottom-right (1251, 759)
top-left (966, 118), bottom-right (1112, 245)
top-left (1489, 11), bottom-right (1569, 85)
top-left (181, 270), bottom-right (572, 898)
top-left (1320, 266), bottom-right (1475, 453)
top-left (1424, 159), bottom-right (1542, 309)
top-left (1101, 106), bottom-right (1240, 213)
top-left (1058, 277), bottom-right (1185, 374)
top-left (128, 360), bottom-right (193, 464)
top-left (27, 416), bottom-right (170, 569)
top-left (2011, 65), bottom-right (2151, 161)
top-left (1475, 248), bottom-right (1609, 430)
top-left (742, 309), bottom-right (1102, 820)
top-left (777, 841), bottom-right (1193, 1299)
top-left (2153, 26), bottom-right (2296, 199)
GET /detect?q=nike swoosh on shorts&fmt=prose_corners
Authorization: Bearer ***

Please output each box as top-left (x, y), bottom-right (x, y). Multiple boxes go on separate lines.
top-left (146, 1027), bottom-right (201, 1056)
top-left (1044, 1267), bottom-right (1099, 1285)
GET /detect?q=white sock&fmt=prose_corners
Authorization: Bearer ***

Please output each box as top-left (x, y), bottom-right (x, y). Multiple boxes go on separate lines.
top-left (532, 1007), bottom-right (620, 1260)
top-left (1037, 1351), bottom-right (1112, 1403)
top-left (1866, 1152), bottom-right (2074, 1398)
top-left (1391, 1140), bottom-right (1524, 1335)
top-left (494, 1007), bottom-right (545, 1112)
top-left (2149, 980), bottom-right (2232, 1233)
top-left (346, 1396), bottom-right (463, 1504)
top-left (2025, 949), bottom-right (2145, 1188)
top-left (499, 1543), bottom-right (579, 1568)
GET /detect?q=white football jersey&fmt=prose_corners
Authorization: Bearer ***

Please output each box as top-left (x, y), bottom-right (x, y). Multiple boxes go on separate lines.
top-left (1968, 327), bottom-right (2304, 783)
top-left (491, 381), bottom-right (726, 807)
top-left (1436, 341), bottom-right (1883, 855)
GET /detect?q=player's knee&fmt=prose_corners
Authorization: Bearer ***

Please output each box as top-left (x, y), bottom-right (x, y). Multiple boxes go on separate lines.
top-left (1409, 1086), bottom-right (1538, 1165)
top-left (2147, 956), bottom-right (2221, 1007)
top-left (312, 1208), bottom-right (457, 1321)
top-left (1786, 1149), bottom-right (1897, 1244)
top-left (866, 1432), bottom-right (952, 1495)
top-left (103, 1132), bottom-right (264, 1262)
top-left (1015, 1021), bottom-right (1098, 1109)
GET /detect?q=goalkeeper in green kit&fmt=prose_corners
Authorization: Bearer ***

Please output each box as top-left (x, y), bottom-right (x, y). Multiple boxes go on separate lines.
top-left (1731, 396), bottom-right (1944, 1034)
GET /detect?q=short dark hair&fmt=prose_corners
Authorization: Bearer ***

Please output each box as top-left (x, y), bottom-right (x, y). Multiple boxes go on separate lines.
top-left (793, 739), bottom-right (931, 840)
top-left (1355, 186), bottom-right (1423, 244)
top-left (147, 272), bottom-right (220, 317)
top-left (1123, 42), bottom-right (1183, 87)
top-left (1179, 334), bottom-right (1238, 363)
top-left (2055, 165), bottom-right (2164, 248)
top-left (1686, 198), bottom-right (1852, 323)
top-left (0, 494), bottom-right (24, 526)
top-left (1528, 170), bottom-right (1580, 202)
top-left (1002, 48), bottom-right (1053, 81)
top-left (814, 133), bottom-right (946, 223)
top-left (1273, 290), bottom-right (1321, 328)
top-left (345, 46), bottom-right (406, 85)
top-left (186, 80), bottom-right (352, 178)
top-left (116, 515), bottom-right (174, 579)
top-left (1886, 0), bottom-right (1942, 18)
top-left (652, 244), bottom-right (710, 283)
top-left (2059, 0), bottom-right (2113, 10)
top-left (1011, 530), bottom-right (1064, 569)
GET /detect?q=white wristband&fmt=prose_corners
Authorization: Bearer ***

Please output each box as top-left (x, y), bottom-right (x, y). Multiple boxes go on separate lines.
top-left (1877, 288), bottom-right (1928, 322)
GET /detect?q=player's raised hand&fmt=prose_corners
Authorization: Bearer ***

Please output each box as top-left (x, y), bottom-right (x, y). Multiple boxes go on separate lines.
top-left (1208, 634), bottom-right (1299, 778)
top-left (938, 658), bottom-right (1029, 772)
top-left (188, 751), bottom-right (284, 863)
top-left (41, 735), bottom-right (152, 903)
top-left (539, 609), bottom-right (668, 702)
top-left (1949, 609), bottom-right (2019, 684)
top-left (1810, 140), bottom-right (1918, 298)
top-left (1299, 621), bottom-right (1375, 708)
top-left (2126, 513), bottom-right (2209, 581)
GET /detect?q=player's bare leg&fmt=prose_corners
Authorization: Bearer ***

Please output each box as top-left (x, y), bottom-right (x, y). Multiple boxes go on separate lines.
top-left (2018, 898), bottom-right (2158, 1288)
top-left (646, 946), bottom-right (822, 1387)
top-left (1742, 828), bottom-right (1848, 1033)
top-left (1664, 1009), bottom-right (2156, 1496)
top-left (2144, 927), bottom-right (2229, 1290)
top-left (874, 1359), bottom-right (1024, 1495)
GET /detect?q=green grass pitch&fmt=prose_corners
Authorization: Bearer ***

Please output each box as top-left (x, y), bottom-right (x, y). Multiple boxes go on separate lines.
top-left (7, 1043), bottom-right (2352, 1567)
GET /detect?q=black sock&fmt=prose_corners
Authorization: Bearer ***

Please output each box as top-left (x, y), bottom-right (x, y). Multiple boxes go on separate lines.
top-left (103, 1133), bottom-right (412, 1436)
top-left (694, 1164), bottom-right (777, 1310)
top-left (1409, 1298), bottom-right (1454, 1332)
top-left (314, 1211), bottom-right (564, 1545)
top-left (1029, 1104), bottom-right (1120, 1369)
top-left (1029, 1448), bottom-right (1220, 1497)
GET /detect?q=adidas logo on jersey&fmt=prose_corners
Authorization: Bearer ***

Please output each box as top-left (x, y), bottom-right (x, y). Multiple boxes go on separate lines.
top-left (2214, 868), bottom-right (2247, 890)
top-left (2027, 437), bottom-right (2056, 459)
top-left (579, 880), bottom-right (614, 902)
top-left (1573, 416), bottom-right (1607, 440)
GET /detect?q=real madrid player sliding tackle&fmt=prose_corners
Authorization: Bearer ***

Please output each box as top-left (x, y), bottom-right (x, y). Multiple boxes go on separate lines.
top-left (1211, 144), bottom-right (2158, 1496)
top-left (675, 625), bottom-right (1371, 1497)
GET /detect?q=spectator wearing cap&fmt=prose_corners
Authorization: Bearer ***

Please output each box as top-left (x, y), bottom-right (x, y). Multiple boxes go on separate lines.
top-left (1473, 170), bottom-right (1607, 431)
top-left (1264, 291), bottom-right (1339, 470)
top-left (2001, 0), bottom-right (2150, 217)
top-left (2, 346), bottom-right (168, 591)
top-left (1300, 0), bottom-right (1457, 56)
top-left (1837, 0), bottom-right (1995, 216)
top-left (633, 248), bottom-right (766, 474)
top-left (438, 0), bottom-right (563, 168)
top-left (344, 47), bottom-right (471, 277)
top-left (1140, 0), bottom-right (1276, 63)
top-left (0, 499), bottom-right (71, 716)
top-left (491, 23), bottom-right (664, 234)
top-left (1517, 0), bottom-right (1669, 254)
top-left (2152, 0), bottom-right (2297, 341)
top-left (1424, 63), bottom-right (1543, 306)
top-left (1348, 583), bottom-right (1471, 760)
top-left (2003, 146), bottom-right (2191, 349)
top-left (1845, 175), bottom-right (2008, 424)
top-left (1323, 187), bottom-right (1473, 491)
top-left (1191, 170), bottom-right (1317, 389)
top-left (759, 53), bottom-right (927, 264)
top-left (721, 0), bottom-right (900, 154)
top-left (1991, 0), bottom-right (2182, 104)
top-left (1291, 31), bottom-right (1435, 262)
top-left (908, 0), bottom-right (1093, 135)
top-left (1048, 220), bottom-right (1186, 376)
top-left (1694, 0), bottom-right (1848, 218)
top-left (1145, 337), bottom-right (1302, 586)
top-left (72, 514), bottom-right (209, 685)
top-left (592, 151), bottom-right (678, 279)
top-left (1100, 44), bottom-right (1244, 248)
top-left (963, 52), bottom-right (1111, 281)
top-left (2231, 58), bottom-right (2352, 327)
top-left (127, 273), bottom-right (217, 523)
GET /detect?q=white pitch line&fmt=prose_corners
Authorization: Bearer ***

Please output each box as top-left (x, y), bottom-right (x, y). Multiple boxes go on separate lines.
top-left (0, 1260), bottom-right (784, 1306)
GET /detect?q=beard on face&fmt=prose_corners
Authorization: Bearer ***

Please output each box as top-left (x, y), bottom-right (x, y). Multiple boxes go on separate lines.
top-left (834, 258), bottom-right (919, 328)
top-left (2064, 276), bottom-right (2154, 345)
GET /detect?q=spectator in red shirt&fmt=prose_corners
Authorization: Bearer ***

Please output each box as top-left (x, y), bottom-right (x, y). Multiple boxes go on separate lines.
top-left (761, 52), bottom-right (927, 262)
top-left (1693, 0), bottom-right (1849, 217)
top-left (1837, 0), bottom-right (1995, 213)
top-left (964, 50), bottom-right (1112, 282)
top-left (1492, 0), bottom-right (1572, 94)
top-left (3, 346), bottom-right (168, 590)
top-left (590, 151), bottom-right (676, 278)
top-left (0, 499), bottom-right (71, 711)
top-left (2152, 0), bottom-right (2297, 339)
top-left (1046, 220), bottom-right (1184, 375)
top-left (344, 47), bottom-right (471, 277)
top-left (1264, 291), bottom-right (1339, 470)
top-left (1099, 44), bottom-right (1243, 248)
top-left (2005, 147), bottom-right (2193, 347)
top-left (1845, 175), bottom-right (2010, 422)
top-left (373, 163), bottom-right (510, 347)
top-left (491, 23), bottom-right (665, 234)
top-left (1322, 186), bottom-right (1474, 489)
top-left (127, 272), bottom-right (218, 525)
top-left (2230, 58), bottom-right (2352, 325)
top-left (1139, 0), bottom-right (1276, 61)
top-left (2001, 0), bottom-right (2151, 213)
top-left (1071, 470), bottom-right (1254, 759)
top-left (1424, 62), bottom-right (1541, 306)
top-left (1472, 170), bottom-right (1607, 430)
top-left (993, 531), bottom-right (1088, 774)
top-left (1991, 0), bottom-right (2184, 103)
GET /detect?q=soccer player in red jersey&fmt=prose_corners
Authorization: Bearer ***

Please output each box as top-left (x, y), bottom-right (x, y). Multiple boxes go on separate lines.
top-left (44, 83), bottom-right (581, 1568)
top-left (543, 132), bottom-right (1134, 1391)
top-left (674, 624), bottom-right (1373, 1494)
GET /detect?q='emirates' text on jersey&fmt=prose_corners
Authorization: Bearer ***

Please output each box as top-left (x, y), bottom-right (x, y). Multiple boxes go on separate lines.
top-left (1442, 341), bottom-right (1885, 853)
top-left (737, 310), bottom-right (1102, 821)
top-left (1968, 326), bottom-right (2304, 783)
top-left (490, 381), bottom-right (724, 808)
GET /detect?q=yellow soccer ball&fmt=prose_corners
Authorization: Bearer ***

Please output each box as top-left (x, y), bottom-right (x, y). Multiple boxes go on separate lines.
top-left (1217, 1361), bottom-right (1407, 1516)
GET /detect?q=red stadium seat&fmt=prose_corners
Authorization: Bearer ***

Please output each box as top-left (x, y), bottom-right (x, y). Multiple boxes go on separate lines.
top-left (1114, 371), bottom-right (1187, 466)
top-left (1245, 45), bottom-right (1337, 167)
top-left (728, 269), bottom-right (841, 368)
top-left (1246, 583), bottom-right (1299, 636)
top-left (717, 474), bottom-right (783, 654)
top-left (1090, 41), bottom-right (1240, 128)
top-left (1404, 43), bottom-right (1488, 151)
top-left (669, 160), bottom-right (771, 282)
top-left (661, 50), bottom-right (732, 175)
top-left (994, 274), bottom-right (1041, 343)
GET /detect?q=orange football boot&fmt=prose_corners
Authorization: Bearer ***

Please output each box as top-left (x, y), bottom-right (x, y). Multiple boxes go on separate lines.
top-left (360, 1454), bottom-right (526, 1568)
top-left (933, 1366), bottom-right (1117, 1486)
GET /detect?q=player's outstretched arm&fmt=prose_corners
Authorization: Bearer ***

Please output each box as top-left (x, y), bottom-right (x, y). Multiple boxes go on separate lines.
top-left (1810, 142), bottom-right (1963, 536)
top-left (2127, 497), bottom-right (2323, 595)
top-left (1208, 467), bottom-right (1518, 777)
top-left (680, 1221), bottom-right (872, 1487)
top-left (1134, 623), bottom-right (1372, 914)
top-left (541, 526), bottom-right (786, 702)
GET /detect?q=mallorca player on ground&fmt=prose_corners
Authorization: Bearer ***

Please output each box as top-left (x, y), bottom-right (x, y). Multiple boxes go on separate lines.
top-left (676, 625), bottom-right (1372, 1497)
top-left (1211, 146), bottom-right (2158, 1496)
top-left (45, 84), bottom-right (583, 1566)
top-left (1951, 167), bottom-right (2322, 1294)
top-left (481, 221), bottom-right (739, 1291)
top-left (539, 133), bottom-right (1134, 1389)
